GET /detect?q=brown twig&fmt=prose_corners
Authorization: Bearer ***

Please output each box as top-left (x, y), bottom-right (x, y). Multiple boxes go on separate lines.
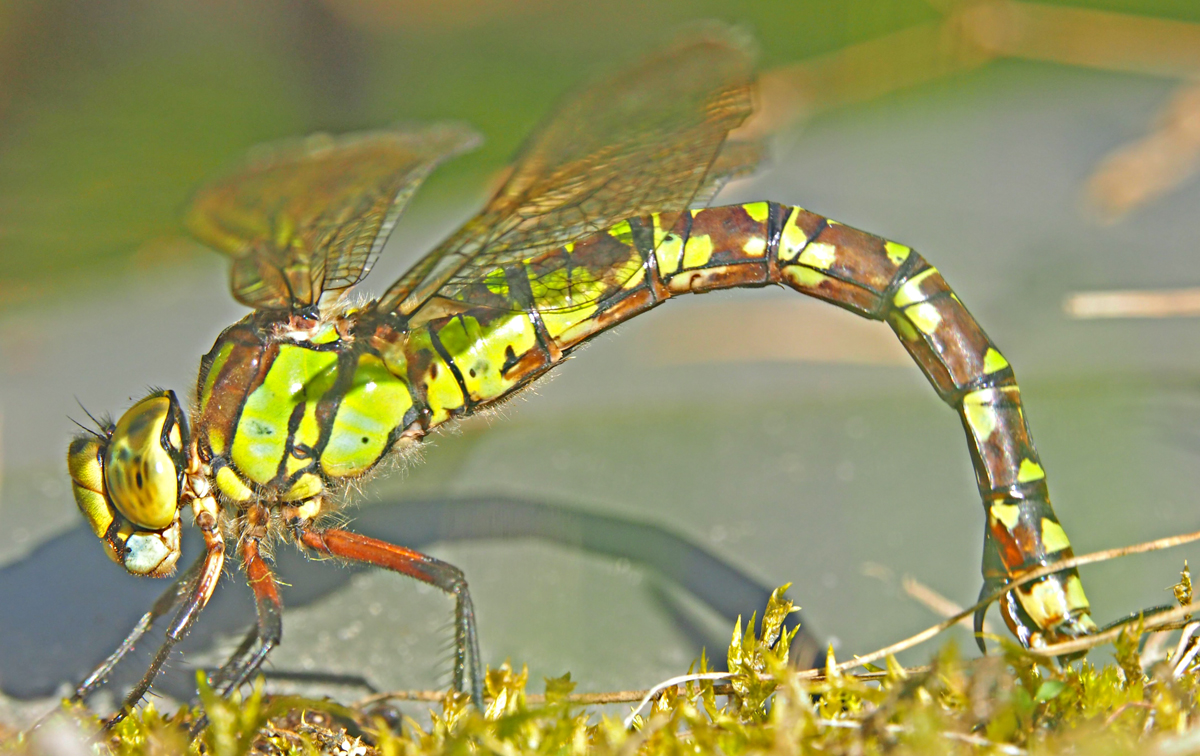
top-left (799, 528), bottom-right (1200, 676)
top-left (1064, 287), bottom-right (1200, 319)
top-left (352, 528), bottom-right (1200, 713)
top-left (1103, 700), bottom-right (1154, 728)
top-left (902, 574), bottom-right (997, 634)
top-left (353, 668), bottom-right (921, 712)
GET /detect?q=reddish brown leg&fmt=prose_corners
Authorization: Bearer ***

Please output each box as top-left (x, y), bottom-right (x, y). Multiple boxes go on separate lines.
top-left (299, 526), bottom-right (483, 707)
top-left (71, 551), bottom-right (207, 705)
top-left (107, 513), bottom-right (225, 726)
top-left (211, 504), bottom-right (283, 697)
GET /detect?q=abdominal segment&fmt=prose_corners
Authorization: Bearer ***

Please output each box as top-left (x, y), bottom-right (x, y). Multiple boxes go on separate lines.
top-left (405, 202), bottom-right (1082, 604)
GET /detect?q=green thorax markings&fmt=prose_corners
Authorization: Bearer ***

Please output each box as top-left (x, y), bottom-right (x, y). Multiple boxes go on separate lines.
top-left (321, 352), bottom-right (413, 478)
top-left (230, 343), bottom-right (339, 486)
top-left (204, 320), bottom-right (418, 502)
top-left (208, 201), bottom-right (798, 500)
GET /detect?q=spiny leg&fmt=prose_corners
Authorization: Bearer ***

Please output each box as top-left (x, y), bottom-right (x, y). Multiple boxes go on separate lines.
top-left (297, 525), bottom-right (483, 708)
top-left (358, 494), bottom-right (826, 668)
top-left (188, 506), bottom-right (282, 738)
top-left (72, 550), bottom-right (207, 703)
top-left (107, 512), bottom-right (226, 726)
top-left (214, 504), bottom-right (283, 697)
top-left (184, 625), bottom-right (260, 739)
top-left (205, 625), bottom-right (260, 696)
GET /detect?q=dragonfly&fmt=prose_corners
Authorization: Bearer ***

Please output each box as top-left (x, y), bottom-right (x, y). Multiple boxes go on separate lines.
top-left (66, 25), bottom-right (1097, 719)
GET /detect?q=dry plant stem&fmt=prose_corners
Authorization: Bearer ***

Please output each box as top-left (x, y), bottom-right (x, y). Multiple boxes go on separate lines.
top-left (1170, 623), bottom-right (1199, 670)
top-left (353, 687), bottom-right (729, 709)
top-left (1171, 622), bottom-right (1200, 678)
top-left (619, 666), bottom-right (937, 727)
top-left (353, 690), bottom-right (449, 707)
top-left (963, 0), bottom-right (1200, 78)
top-left (941, 731), bottom-right (1026, 756)
top-left (1085, 81), bottom-right (1200, 218)
top-left (752, 0), bottom-right (1200, 140)
top-left (902, 574), bottom-right (995, 633)
top-left (1173, 643), bottom-right (1200, 678)
top-left (623, 673), bottom-right (730, 727)
top-left (1013, 528), bottom-right (1200, 582)
top-left (816, 719), bottom-right (1027, 756)
top-left (353, 669), bottom-right (918, 714)
top-left (1026, 602), bottom-right (1200, 659)
top-left (1103, 701), bottom-right (1155, 728)
top-left (1064, 288), bottom-right (1200, 319)
top-left (799, 528), bottom-right (1200, 675)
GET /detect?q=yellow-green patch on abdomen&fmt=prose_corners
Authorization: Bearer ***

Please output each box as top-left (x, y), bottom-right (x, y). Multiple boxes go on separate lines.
top-left (408, 328), bottom-right (465, 425)
top-left (436, 312), bottom-right (538, 403)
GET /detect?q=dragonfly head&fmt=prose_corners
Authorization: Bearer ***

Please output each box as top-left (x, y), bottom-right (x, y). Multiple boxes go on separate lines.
top-left (68, 390), bottom-right (190, 577)
top-left (999, 568), bottom-right (1098, 655)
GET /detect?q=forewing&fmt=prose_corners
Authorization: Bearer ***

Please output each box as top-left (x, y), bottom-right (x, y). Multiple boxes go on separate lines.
top-left (690, 137), bottom-right (765, 209)
top-left (375, 26), bottom-right (757, 317)
top-left (186, 123), bottom-right (480, 311)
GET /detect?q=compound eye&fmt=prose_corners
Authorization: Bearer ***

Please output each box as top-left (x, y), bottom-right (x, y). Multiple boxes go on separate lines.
top-left (68, 435), bottom-right (114, 539)
top-left (104, 393), bottom-right (182, 530)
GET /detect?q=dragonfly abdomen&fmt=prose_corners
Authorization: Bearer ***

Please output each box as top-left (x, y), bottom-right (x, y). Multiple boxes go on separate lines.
top-left (405, 201), bottom-right (1089, 638)
top-left (391, 206), bottom-right (787, 424)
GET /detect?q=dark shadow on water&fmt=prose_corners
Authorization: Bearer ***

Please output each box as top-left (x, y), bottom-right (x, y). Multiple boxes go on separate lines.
top-left (0, 495), bottom-right (823, 702)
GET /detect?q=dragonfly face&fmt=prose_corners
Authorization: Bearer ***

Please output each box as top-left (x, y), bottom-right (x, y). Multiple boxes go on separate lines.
top-left (68, 389), bottom-right (189, 578)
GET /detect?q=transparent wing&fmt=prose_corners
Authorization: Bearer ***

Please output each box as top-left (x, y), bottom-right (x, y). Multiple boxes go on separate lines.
top-left (186, 123), bottom-right (480, 311)
top-left (689, 138), bottom-right (764, 208)
top-left (374, 25), bottom-right (758, 318)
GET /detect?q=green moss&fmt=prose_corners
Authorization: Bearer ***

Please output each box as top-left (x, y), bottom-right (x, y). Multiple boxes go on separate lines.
top-left (9, 584), bottom-right (1200, 755)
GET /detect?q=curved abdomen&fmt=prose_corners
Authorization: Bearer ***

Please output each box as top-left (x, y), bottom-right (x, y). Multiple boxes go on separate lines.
top-left (397, 202), bottom-right (1089, 634)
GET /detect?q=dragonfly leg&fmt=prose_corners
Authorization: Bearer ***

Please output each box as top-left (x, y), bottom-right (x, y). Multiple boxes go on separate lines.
top-left (71, 550), bottom-right (207, 703)
top-left (182, 624), bottom-right (258, 740)
top-left (106, 510), bottom-right (225, 726)
top-left (215, 503), bottom-right (283, 697)
top-left (296, 524), bottom-right (484, 708)
top-left (206, 624), bottom-right (260, 695)
top-left (186, 506), bottom-right (281, 739)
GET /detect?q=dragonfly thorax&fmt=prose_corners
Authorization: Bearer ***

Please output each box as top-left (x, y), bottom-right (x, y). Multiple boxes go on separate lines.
top-left (194, 311), bottom-right (424, 510)
top-left (67, 389), bottom-right (189, 577)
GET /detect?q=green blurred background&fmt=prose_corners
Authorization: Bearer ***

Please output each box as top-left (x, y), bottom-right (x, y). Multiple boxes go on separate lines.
top-left (2, 0), bottom-right (1195, 306)
top-left (3, 0), bottom-right (1200, 722)
top-left (0, 0), bottom-right (926, 304)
